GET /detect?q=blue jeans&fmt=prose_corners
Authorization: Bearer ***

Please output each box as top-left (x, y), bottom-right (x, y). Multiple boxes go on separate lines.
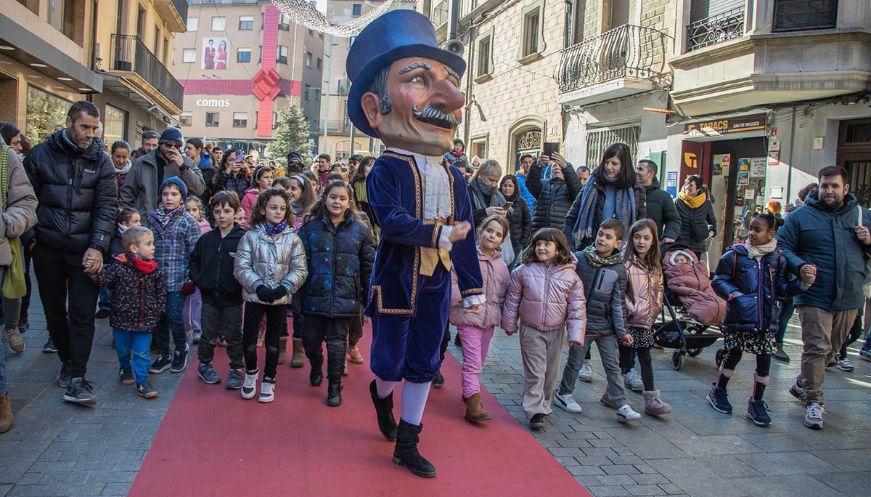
top-left (775, 298), bottom-right (795, 345)
top-left (154, 292), bottom-right (186, 357)
top-left (113, 329), bottom-right (152, 383)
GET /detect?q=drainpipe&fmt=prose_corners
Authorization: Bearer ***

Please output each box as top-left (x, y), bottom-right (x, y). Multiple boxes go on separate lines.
top-left (785, 105), bottom-right (796, 202)
top-left (87, 0), bottom-right (99, 103)
top-left (463, 24), bottom-right (476, 147)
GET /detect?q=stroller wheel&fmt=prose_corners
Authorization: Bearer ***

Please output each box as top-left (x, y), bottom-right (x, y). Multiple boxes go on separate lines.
top-left (687, 347), bottom-right (702, 357)
top-left (672, 350), bottom-right (684, 371)
top-left (715, 348), bottom-right (725, 368)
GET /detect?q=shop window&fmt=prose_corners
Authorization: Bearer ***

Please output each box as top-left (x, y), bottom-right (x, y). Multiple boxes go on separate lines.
top-left (25, 85), bottom-right (71, 144)
top-left (179, 113), bottom-right (192, 127)
top-left (206, 112), bottom-right (220, 127)
top-left (187, 17), bottom-right (199, 32)
top-left (470, 137), bottom-right (488, 159)
top-left (103, 105), bottom-right (127, 144)
top-left (182, 49), bottom-right (196, 63)
top-left (237, 49), bottom-right (252, 63)
top-left (233, 112), bottom-right (248, 128)
top-left (211, 16), bottom-right (226, 31)
top-left (239, 16), bottom-right (254, 31)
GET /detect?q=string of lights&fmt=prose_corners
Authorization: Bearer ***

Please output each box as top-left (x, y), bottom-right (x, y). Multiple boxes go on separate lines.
top-left (270, 0), bottom-right (397, 37)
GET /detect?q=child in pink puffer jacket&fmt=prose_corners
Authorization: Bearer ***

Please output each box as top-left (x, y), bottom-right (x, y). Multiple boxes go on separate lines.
top-left (450, 215), bottom-right (510, 424)
top-left (501, 228), bottom-right (586, 431)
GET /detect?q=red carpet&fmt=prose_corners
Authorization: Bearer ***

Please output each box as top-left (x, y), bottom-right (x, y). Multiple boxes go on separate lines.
top-left (129, 321), bottom-right (590, 497)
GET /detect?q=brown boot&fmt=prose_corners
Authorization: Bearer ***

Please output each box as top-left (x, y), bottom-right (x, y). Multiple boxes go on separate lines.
top-left (643, 390), bottom-right (672, 416)
top-left (0, 394), bottom-right (13, 433)
top-left (277, 337), bottom-right (288, 365)
top-left (6, 328), bottom-right (25, 353)
top-left (290, 338), bottom-right (305, 368)
top-left (464, 393), bottom-right (493, 423)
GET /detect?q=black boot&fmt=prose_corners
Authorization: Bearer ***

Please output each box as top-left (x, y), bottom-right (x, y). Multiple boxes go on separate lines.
top-left (309, 366), bottom-right (323, 387)
top-left (393, 420), bottom-right (436, 478)
top-left (327, 379), bottom-right (342, 407)
top-left (369, 380), bottom-right (397, 441)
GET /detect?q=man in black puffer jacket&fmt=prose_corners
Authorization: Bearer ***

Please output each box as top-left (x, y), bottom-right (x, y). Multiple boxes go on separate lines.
top-left (527, 152), bottom-right (582, 232)
top-left (24, 101), bottom-right (118, 406)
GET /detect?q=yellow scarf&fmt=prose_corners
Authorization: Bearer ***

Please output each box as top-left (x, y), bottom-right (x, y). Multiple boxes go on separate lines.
top-left (678, 191), bottom-right (707, 209)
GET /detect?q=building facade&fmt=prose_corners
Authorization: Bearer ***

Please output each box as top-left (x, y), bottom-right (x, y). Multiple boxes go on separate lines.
top-left (172, 0), bottom-right (323, 156)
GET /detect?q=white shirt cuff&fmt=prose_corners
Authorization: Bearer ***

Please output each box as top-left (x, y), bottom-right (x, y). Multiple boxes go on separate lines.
top-left (438, 225), bottom-right (454, 251)
top-left (463, 294), bottom-right (486, 308)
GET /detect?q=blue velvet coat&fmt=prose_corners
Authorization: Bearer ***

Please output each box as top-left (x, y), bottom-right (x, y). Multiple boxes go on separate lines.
top-left (365, 151), bottom-right (483, 316)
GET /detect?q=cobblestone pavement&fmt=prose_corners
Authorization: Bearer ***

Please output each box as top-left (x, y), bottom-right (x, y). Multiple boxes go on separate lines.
top-left (1, 292), bottom-right (870, 497)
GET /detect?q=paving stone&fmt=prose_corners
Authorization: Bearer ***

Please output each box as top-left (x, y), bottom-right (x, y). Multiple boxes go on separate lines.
top-left (730, 474), bottom-right (842, 497)
top-left (601, 465), bottom-right (641, 475)
top-left (630, 474), bottom-right (671, 485)
top-left (625, 484), bottom-right (667, 496)
top-left (732, 451), bottom-right (839, 476)
top-left (587, 486), bottom-right (631, 497)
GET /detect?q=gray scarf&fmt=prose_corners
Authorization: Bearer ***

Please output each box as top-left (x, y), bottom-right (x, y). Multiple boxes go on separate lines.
top-left (469, 176), bottom-right (507, 212)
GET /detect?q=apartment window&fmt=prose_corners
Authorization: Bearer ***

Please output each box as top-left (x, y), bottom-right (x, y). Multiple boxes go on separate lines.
top-left (136, 5), bottom-right (146, 39)
top-left (308, 28), bottom-right (313, 36)
top-left (352, 3), bottom-right (362, 16)
top-left (187, 17), bottom-right (199, 31)
top-left (103, 105), bottom-right (127, 144)
top-left (773, 0), bottom-right (837, 32)
top-left (237, 48), bottom-right (252, 63)
top-left (163, 37), bottom-right (169, 64)
top-left (154, 26), bottom-right (161, 53)
top-left (239, 16), bottom-right (254, 30)
top-left (305, 51), bottom-right (312, 67)
top-left (273, 112), bottom-right (279, 130)
top-left (586, 126), bottom-right (639, 172)
top-left (206, 112), bottom-right (220, 127)
top-left (304, 84), bottom-right (311, 101)
top-left (16, 0), bottom-right (39, 15)
top-left (211, 16), bottom-right (226, 31)
top-left (470, 137), bottom-right (488, 161)
top-left (277, 45), bottom-right (288, 64)
top-left (233, 112), bottom-right (248, 128)
top-left (521, 7), bottom-right (541, 58)
top-left (179, 113), bottom-right (192, 127)
top-left (316, 57), bottom-right (322, 70)
top-left (279, 13), bottom-right (291, 30)
top-left (182, 49), bottom-right (196, 63)
top-left (476, 34), bottom-right (492, 78)
top-left (48, 0), bottom-right (85, 45)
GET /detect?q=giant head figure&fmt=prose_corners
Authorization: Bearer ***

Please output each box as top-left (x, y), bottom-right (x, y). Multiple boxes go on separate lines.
top-left (347, 10), bottom-right (466, 156)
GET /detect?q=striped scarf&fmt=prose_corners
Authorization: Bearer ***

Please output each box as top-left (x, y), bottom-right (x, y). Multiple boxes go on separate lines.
top-left (572, 178), bottom-right (637, 247)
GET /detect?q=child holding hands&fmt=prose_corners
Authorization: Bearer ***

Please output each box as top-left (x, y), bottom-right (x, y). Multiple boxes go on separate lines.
top-left (501, 228), bottom-right (585, 430)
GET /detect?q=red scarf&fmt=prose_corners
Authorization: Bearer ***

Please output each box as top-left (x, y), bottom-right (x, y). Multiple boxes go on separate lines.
top-left (117, 253), bottom-right (158, 274)
top-left (451, 150), bottom-right (464, 157)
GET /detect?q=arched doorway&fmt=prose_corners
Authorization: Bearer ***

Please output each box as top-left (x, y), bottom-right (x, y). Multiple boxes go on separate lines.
top-left (508, 117), bottom-right (546, 172)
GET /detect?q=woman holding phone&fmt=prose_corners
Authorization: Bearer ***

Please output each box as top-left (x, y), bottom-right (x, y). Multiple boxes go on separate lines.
top-left (467, 159), bottom-right (509, 228)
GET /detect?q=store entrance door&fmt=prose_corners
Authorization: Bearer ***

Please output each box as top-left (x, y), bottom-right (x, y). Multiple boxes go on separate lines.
top-left (837, 119), bottom-right (871, 207)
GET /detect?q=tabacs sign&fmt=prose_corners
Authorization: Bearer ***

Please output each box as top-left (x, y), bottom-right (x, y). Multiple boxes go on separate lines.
top-left (685, 114), bottom-right (766, 137)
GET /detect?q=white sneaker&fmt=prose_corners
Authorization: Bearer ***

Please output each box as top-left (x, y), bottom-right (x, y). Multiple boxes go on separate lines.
top-left (553, 392), bottom-right (583, 413)
top-left (616, 404), bottom-right (642, 423)
top-left (805, 402), bottom-right (824, 429)
top-left (624, 368), bottom-right (644, 392)
top-left (835, 356), bottom-right (854, 372)
top-left (241, 371), bottom-right (259, 400)
top-left (578, 360), bottom-right (594, 382)
top-left (258, 380), bottom-right (275, 403)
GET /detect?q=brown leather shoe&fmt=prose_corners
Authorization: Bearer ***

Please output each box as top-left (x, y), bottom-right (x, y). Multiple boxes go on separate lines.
top-left (290, 338), bottom-right (305, 368)
top-left (0, 394), bottom-right (14, 433)
top-left (277, 337), bottom-right (288, 364)
top-left (464, 393), bottom-right (493, 423)
top-left (5, 328), bottom-right (24, 354)
top-left (348, 345), bottom-right (364, 364)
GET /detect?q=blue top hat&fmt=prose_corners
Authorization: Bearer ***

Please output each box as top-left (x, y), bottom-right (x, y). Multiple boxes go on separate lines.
top-left (346, 9), bottom-right (466, 138)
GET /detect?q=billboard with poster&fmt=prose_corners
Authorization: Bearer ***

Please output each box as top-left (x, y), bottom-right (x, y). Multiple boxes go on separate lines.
top-left (202, 38), bottom-right (230, 70)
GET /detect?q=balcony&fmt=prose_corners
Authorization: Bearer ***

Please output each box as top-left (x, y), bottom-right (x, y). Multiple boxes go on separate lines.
top-left (106, 34), bottom-right (184, 115)
top-left (153, 0), bottom-right (189, 32)
top-left (431, 0), bottom-right (448, 29)
top-left (670, 0), bottom-right (871, 117)
top-left (687, 7), bottom-right (745, 52)
top-left (318, 120), bottom-right (352, 135)
top-left (556, 24), bottom-right (669, 106)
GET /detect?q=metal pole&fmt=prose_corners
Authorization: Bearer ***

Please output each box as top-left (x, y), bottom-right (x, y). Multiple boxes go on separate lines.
top-left (350, 121), bottom-right (356, 157)
top-left (786, 106), bottom-right (796, 203)
top-left (322, 34), bottom-right (333, 154)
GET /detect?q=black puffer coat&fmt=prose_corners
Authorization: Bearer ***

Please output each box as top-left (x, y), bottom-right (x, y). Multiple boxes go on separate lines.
top-left (94, 254), bottom-right (167, 332)
top-left (189, 225), bottom-right (245, 308)
top-left (296, 213), bottom-right (376, 317)
top-left (526, 162), bottom-right (582, 231)
top-left (506, 197), bottom-right (532, 257)
top-left (24, 131), bottom-right (118, 253)
top-left (575, 250), bottom-right (628, 337)
top-left (674, 196), bottom-right (717, 255)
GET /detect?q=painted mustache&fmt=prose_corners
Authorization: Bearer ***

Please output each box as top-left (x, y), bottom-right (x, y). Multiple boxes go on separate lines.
top-left (412, 105), bottom-right (460, 129)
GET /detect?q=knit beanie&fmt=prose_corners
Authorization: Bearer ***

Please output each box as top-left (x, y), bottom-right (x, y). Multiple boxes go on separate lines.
top-left (160, 176), bottom-right (188, 201)
top-left (158, 127), bottom-right (184, 147)
top-left (0, 122), bottom-right (20, 147)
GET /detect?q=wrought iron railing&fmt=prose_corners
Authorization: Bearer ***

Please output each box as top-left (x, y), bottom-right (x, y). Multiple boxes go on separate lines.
top-left (687, 7), bottom-right (746, 51)
top-left (556, 24), bottom-right (668, 94)
top-left (110, 34), bottom-right (184, 110)
top-left (431, 0), bottom-right (448, 28)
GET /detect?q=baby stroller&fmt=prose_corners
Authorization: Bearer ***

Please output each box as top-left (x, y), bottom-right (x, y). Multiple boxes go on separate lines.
top-left (653, 243), bottom-right (725, 370)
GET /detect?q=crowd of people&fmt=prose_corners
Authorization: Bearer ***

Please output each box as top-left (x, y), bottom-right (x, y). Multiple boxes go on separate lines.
top-left (0, 101), bottom-right (869, 447)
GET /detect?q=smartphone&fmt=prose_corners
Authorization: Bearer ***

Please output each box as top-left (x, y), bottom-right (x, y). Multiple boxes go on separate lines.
top-left (543, 142), bottom-right (560, 156)
top-left (502, 201), bottom-right (513, 210)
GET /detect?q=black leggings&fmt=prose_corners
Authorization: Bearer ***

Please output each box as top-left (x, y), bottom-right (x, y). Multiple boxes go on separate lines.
top-left (619, 345), bottom-right (654, 390)
top-left (720, 348), bottom-right (771, 378)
